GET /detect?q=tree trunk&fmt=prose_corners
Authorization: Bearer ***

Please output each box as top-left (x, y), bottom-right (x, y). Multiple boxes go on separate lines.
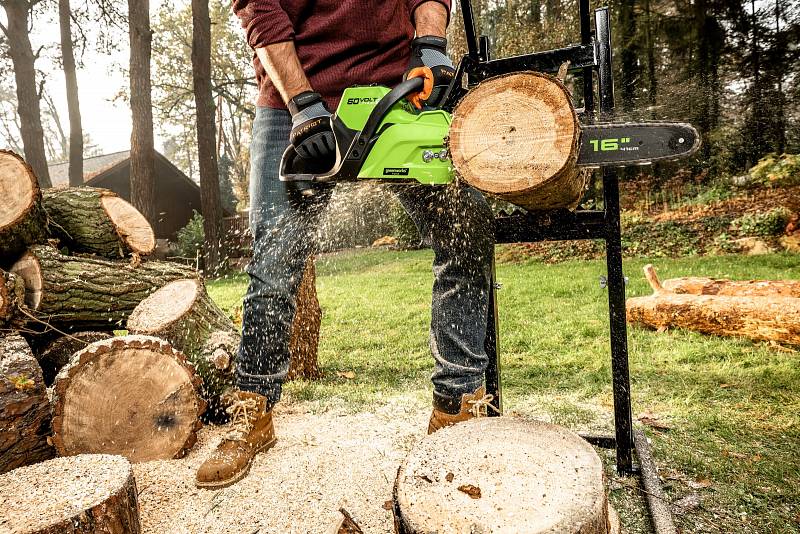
top-left (191, 0), bottom-right (224, 274)
top-left (42, 187), bottom-right (156, 258)
top-left (662, 277), bottom-right (800, 298)
top-left (0, 454), bottom-right (141, 533)
top-left (1, 0), bottom-right (52, 188)
top-left (626, 265), bottom-right (800, 346)
top-left (10, 245), bottom-right (197, 331)
top-left (287, 257), bottom-right (322, 380)
top-left (58, 0), bottom-right (83, 187)
top-left (449, 72), bottom-right (587, 211)
top-left (128, 0), bottom-right (156, 224)
top-left (127, 278), bottom-right (236, 419)
top-left (0, 268), bottom-right (25, 329)
top-left (393, 418), bottom-right (617, 533)
top-left (0, 150), bottom-right (48, 264)
top-left (617, 0), bottom-right (638, 111)
top-left (34, 331), bottom-right (113, 386)
top-left (0, 334), bottom-right (54, 475)
top-left (51, 335), bottom-right (204, 463)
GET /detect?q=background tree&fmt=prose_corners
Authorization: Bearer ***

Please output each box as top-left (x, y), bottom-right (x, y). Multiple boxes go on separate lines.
top-left (58, 0), bottom-right (82, 186)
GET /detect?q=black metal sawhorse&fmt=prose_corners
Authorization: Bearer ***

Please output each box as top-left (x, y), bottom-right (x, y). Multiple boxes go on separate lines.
top-left (449, 2), bottom-right (677, 532)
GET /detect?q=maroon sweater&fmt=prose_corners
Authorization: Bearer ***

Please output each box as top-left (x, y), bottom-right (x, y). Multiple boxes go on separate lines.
top-left (232, 0), bottom-right (451, 110)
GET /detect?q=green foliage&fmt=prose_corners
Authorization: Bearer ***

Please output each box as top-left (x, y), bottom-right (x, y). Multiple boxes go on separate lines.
top-left (748, 153), bottom-right (800, 188)
top-left (732, 207), bottom-right (791, 237)
top-left (389, 201), bottom-right (422, 250)
top-left (176, 210), bottom-right (205, 259)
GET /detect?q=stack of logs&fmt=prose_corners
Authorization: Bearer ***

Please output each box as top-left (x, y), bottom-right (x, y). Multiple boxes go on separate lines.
top-left (0, 149), bottom-right (322, 480)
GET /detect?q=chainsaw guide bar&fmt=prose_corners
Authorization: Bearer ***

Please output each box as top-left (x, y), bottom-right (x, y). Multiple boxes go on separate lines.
top-left (577, 122), bottom-right (700, 167)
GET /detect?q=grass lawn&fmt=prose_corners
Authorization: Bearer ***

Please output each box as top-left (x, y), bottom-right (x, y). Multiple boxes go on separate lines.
top-left (208, 249), bottom-right (800, 533)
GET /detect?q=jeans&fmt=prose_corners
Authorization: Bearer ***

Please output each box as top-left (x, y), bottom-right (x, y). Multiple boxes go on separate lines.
top-left (237, 106), bottom-right (495, 413)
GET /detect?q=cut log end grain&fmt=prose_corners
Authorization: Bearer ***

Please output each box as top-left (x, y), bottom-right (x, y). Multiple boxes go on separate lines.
top-left (0, 454), bottom-right (141, 534)
top-left (0, 334), bottom-right (54, 474)
top-left (393, 417), bottom-right (616, 534)
top-left (449, 72), bottom-right (588, 212)
top-left (51, 335), bottom-right (204, 463)
top-left (0, 150), bottom-right (47, 263)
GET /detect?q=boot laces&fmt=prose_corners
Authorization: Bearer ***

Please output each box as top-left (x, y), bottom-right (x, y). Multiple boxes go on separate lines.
top-left (222, 393), bottom-right (259, 441)
top-left (468, 394), bottom-right (500, 418)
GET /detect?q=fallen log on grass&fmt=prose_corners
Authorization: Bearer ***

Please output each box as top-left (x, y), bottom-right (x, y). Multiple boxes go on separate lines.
top-left (393, 417), bottom-right (618, 534)
top-left (10, 245), bottom-right (197, 330)
top-left (661, 276), bottom-right (800, 297)
top-left (0, 150), bottom-right (48, 264)
top-left (0, 454), bottom-right (141, 534)
top-left (449, 72), bottom-right (589, 212)
top-left (0, 334), bottom-right (54, 474)
top-left (626, 264), bottom-right (800, 346)
top-left (51, 336), bottom-right (204, 462)
top-left (42, 187), bottom-right (155, 258)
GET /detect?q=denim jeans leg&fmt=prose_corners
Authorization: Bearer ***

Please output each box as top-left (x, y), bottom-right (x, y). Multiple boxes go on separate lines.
top-left (237, 107), bottom-right (331, 407)
top-left (392, 183), bottom-right (495, 410)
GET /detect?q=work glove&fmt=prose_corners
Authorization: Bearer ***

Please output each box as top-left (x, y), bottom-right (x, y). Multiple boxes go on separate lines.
top-left (288, 91), bottom-right (336, 162)
top-left (404, 36), bottom-right (455, 108)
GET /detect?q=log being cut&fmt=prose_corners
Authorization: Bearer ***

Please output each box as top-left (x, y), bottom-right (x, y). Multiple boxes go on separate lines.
top-left (0, 454), bottom-right (141, 534)
top-left (0, 150), bottom-right (47, 264)
top-left (449, 72), bottom-right (589, 211)
top-left (627, 264), bottom-right (800, 346)
top-left (393, 417), bottom-right (618, 534)
top-left (42, 187), bottom-right (156, 258)
top-left (0, 334), bottom-right (54, 474)
top-left (51, 336), bottom-right (204, 462)
top-left (10, 245), bottom-right (197, 330)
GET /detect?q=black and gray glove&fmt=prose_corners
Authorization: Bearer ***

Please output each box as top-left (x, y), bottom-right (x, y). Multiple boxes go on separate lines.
top-left (288, 91), bottom-right (335, 161)
top-left (405, 36), bottom-right (455, 108)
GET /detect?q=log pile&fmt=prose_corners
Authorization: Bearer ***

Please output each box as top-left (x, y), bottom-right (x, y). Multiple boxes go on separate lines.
top-left (627, 264), bottom-right (800, 346)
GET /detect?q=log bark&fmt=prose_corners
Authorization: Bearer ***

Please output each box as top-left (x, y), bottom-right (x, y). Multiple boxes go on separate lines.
top-left (626, 264), bottom-right (800, 346)
top-left (287, 257), bottom-right (322, 380)
top-left (0, 454), bottom-right (141, 533)
top-left (127, 279), bottom-right (236, 418)
top-left (661, 276), bottom-right (800, 297)
top-left (449, 72), bottom-right (589, 211)
top-left (10, 245), bottom-right (197, 331)
top-left (42, 187), bottom-right (156, 257)
top-left (0, 150), bottom-right (48, 265)
top-left (0, 268), bottom-right (25, 329)
top-left (0, 334), bottom-right (54, 475)
top-left (51, 336), bottom-right (204, 463)
top-left (35, 331), bottom-right (113, 386)
top-left (393, 418), bottom-right (616, 534)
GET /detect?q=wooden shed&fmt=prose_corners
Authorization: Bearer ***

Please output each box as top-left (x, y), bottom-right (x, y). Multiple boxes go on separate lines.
top-left (48, 150), bottom-right (202, 239)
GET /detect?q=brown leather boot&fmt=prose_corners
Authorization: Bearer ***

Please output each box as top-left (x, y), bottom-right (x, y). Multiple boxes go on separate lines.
top-left (427, 386), bottom-right (499, 434)
top-left (196, 391), bottom-right (277, 489)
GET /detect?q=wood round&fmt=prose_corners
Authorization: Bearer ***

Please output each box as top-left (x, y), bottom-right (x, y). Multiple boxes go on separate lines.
top-left (101, 194), bottom-right (155, 255)
top-left (0, 150), bottom-right (35, 230)
top-left (127, 279), bottom-right (201, 334)
top-left (0, 454), bottom-right (141, 534)
top-left (449, 72), bottom-right (586, 211)
top-left (393, 417), bottom-right (616, 534)
top-left (51, 336), bottom-right (203, 463)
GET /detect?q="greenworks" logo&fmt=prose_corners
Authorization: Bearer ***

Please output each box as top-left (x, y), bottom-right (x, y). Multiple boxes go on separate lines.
top-left (589, 137), bottom-right (636, 152)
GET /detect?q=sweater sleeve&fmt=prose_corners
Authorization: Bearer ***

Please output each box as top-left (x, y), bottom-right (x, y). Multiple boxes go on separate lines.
top-left (231, 0), bottom-right (294, 49)
top-left (407, 0), bottom-right (451, 26)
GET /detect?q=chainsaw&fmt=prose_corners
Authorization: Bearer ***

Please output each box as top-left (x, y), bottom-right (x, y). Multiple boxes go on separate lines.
top-left (279, 76), bottom-right (700, 191)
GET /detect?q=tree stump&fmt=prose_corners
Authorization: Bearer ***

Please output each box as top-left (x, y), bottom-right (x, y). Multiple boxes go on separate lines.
top-left (0, 150), bottom-right (47, 265)
top-left (626, 264), bottom-right (800, 346)
top-left (35, 331), bottom-right (113, 386)
top-left (42, 187), bottom-right (155, 258)
top-left (393, 418), bottom-right (617, 534)
top-left (51, 336), bottom-right (204, 463)
top-left (0, 268), bottom-right (25, 328)
top-left (288, 257), bottom-right (322, 380)
top-left (661, 276), bottom-right (800, 297)
top-left (10, 245), bottom-right (197, 331)
top-left (449, 72), bottom-right (588, 212)
top-left (0, 334), bottom-right (54, 474)
top-left (0, 454), bottom-right (141, 533)
top-left (127, 279), bottom-right (236, 418)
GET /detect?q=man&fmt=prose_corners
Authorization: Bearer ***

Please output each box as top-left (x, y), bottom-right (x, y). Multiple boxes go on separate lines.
top-left (195, 0), bottom-right (496, 489)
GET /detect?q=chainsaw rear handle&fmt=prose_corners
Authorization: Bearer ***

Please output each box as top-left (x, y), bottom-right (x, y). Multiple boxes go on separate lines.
top-left (280, 76), bottom-right (426, 185)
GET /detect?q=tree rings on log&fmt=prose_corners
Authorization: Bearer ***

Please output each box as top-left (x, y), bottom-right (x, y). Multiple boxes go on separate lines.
top-left (449, 72), bottom-right (588, 211)
top-left (51, 336), bottom-right (204, 463)
top-left (393, 418), bottom-right (617, 534)
top-left (0, 334), bottom-right (54, 474)
top-left (0, 454), bottom-right (141, 534)
top-left (43, 187), bottom-right (155, 258)
top-left (0, 150), bottom-right (47, 264)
